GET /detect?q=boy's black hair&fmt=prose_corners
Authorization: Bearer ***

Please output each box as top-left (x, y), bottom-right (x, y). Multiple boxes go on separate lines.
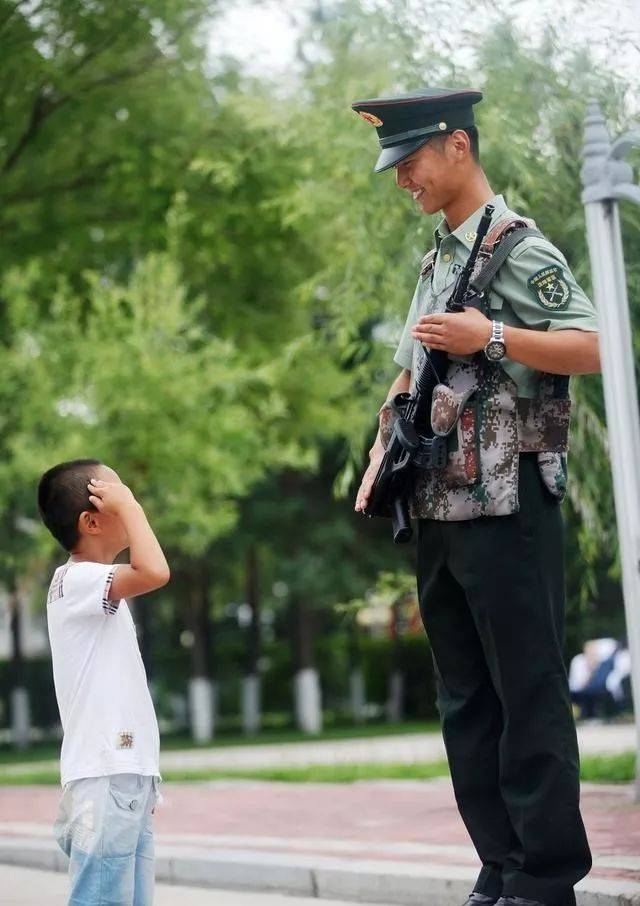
top-left (37, 459), bottom-right (103, 551)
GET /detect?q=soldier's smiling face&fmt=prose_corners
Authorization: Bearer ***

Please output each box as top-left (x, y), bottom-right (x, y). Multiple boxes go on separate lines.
top-left (394, 130), bottom-right (471, 214)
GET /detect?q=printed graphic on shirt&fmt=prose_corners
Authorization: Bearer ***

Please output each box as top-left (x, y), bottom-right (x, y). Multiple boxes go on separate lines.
top-left (116, 730), bottom-right (134, 750)
top-left (47, 564), bottom-right (71, 605)
top-left (527, 265), bottom-right (571, 311)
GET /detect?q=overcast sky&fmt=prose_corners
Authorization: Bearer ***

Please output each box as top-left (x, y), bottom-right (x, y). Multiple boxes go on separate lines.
top-left (207, 0), bottom-right (639, 110)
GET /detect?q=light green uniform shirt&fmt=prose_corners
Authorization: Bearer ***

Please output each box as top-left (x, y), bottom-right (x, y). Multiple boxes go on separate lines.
top-left (393, 194), bottom-right (599, 398)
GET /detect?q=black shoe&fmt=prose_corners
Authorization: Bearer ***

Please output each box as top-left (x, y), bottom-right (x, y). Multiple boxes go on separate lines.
top-left (462, 895), bottom-right (498, 906)
top-left (495, 898), bottom-right (547, 906)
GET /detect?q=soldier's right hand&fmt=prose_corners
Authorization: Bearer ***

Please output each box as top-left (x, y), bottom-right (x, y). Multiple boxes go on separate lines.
top-left (355, 454), bottom-right (383, 513)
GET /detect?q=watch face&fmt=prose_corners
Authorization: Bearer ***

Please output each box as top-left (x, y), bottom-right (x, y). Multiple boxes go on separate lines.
top-left (486, 341), bottom-right (507, 362)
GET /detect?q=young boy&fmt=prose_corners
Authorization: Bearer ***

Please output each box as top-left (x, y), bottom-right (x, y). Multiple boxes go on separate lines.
top-left (37, 458), bottom-right (170, 906)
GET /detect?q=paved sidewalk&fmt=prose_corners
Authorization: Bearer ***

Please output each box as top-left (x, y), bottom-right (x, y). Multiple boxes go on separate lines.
top-left (1, 864), bottom-right (380, 906)
top-left (0, 722), bottom-right (633, 777)
top-left (1, 777), bottom-right (639, 905)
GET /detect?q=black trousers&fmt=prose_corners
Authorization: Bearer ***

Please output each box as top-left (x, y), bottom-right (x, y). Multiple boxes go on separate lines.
top-left (416, 454), bottom-right (592, 906)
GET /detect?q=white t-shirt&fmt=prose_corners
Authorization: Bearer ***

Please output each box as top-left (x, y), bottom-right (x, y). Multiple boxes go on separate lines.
top-left (46, 559), bottom-right (160, 787)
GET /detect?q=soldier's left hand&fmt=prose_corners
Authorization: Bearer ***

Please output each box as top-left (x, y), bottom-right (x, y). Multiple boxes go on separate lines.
top-left (411, 308), bottom-right (493, 355)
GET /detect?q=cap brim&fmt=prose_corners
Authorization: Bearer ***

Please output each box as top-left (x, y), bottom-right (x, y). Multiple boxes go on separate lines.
top-left (373, 136), bottom-right (433, 173)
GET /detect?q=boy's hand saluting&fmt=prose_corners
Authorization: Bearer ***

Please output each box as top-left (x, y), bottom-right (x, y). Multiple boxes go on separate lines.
top-left (87, 479), bottom-right (139, 516)
top-left (411, 307), bottom-right (493, 356)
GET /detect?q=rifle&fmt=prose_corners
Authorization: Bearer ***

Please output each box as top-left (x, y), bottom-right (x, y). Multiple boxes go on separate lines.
top-left (363, 203), bottom-right (494, 543)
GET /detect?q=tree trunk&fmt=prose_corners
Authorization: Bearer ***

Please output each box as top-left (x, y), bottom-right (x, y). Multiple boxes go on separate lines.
top-left (245, 545), bottom-right (260, 674)
top-left (387, 599), bottom-right (404, 723)
top-left (243, 545), bottom-right (261, 734)
top-left (291, 597), bottom-right (322, 734)
top-left (292, 596), bottom-right (314, 672)
top-left (187, 563), bottom-right (215, 743)
top-left (348, 619), bottom-right (365, 724)
top-left (9, 587), bottom-right (30, 750)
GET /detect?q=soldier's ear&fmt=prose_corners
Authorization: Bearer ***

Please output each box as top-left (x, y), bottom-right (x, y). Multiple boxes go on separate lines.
top-left (448, 129), bottom-right (471, 159)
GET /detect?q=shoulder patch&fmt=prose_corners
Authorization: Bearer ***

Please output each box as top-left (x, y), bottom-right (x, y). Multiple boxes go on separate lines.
top-left (527, 265), bottom-right (571, 311)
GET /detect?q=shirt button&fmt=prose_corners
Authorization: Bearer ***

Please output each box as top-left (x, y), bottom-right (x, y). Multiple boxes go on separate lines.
top-left (443, 253), bottom-right (452, 262)
top-left (129, 799), bottom-right (138, 811)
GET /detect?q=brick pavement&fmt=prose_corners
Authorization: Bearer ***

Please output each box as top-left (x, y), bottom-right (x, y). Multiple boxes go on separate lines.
top-left (0, 778), bottom-right (638, 885)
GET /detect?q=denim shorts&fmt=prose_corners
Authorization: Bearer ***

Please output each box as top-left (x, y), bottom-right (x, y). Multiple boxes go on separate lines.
top-left (53, 773), bottom-right (161, 905)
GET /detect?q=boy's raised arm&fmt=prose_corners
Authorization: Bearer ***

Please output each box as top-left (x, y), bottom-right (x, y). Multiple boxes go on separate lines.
top-left (87, 479), bottom-right (170, 600)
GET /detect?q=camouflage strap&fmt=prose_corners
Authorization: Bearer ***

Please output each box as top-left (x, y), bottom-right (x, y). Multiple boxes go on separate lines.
top-left (469, 227), bottom-right (545, 295)
top-left (481, 215), bottom-right (536, 252)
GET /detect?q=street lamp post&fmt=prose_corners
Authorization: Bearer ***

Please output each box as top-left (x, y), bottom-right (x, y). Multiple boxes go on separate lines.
top-left (581, 100), bottom-right (640, 799)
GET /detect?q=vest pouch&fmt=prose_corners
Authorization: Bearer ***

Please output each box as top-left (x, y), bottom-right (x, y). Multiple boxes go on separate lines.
top-left (517, 396), bottom-right (571, 452)
top-left (537, 451), bottom-right (567, 501)
top-left (431, 384), bottom-right (479, 487)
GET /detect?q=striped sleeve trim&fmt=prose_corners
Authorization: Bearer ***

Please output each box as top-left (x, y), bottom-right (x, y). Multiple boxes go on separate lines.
top-left (47, 564), bottom-right (71, 605)
top-left (102, 567), bottom-right (119, 615)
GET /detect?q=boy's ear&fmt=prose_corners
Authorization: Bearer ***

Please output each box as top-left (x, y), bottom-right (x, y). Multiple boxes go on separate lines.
top-left (77, 509), bottom-right (102, 536)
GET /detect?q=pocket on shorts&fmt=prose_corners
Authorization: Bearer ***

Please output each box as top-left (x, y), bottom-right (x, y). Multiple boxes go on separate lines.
top-left (105, 775), bottom-right (145, 858)
top-left (108, 773), bottom-right (144, 812)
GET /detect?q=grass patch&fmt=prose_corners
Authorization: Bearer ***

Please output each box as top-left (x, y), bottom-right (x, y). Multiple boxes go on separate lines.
top-left (161, 760), bottom-right (452, 784)
top-left (0, 751), bottom-right (634, 787)
top-left (0, 770), bottom-right (61, 785)
top-left (580, 751), bottom-right (635, 783)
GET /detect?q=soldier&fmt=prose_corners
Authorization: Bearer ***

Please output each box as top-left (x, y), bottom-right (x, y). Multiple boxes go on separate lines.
top-left (353, 88), bottom-right (600, 906)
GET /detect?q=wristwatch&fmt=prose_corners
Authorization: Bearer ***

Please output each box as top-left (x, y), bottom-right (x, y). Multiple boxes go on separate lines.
top-left (484, 320), bottom-right (507, 362)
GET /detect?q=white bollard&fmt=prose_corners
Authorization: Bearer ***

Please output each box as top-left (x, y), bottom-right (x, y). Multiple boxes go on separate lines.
top-left (11, 687), bottom-right (30, 750)
top-left (294, 667), bottom-right (322, 734)
top-left (349, 669), bottom-right (366, 724)
top-left (188, 676), bottom-right (215, 743)
top-left (242, 673), bottom-right (261, 735)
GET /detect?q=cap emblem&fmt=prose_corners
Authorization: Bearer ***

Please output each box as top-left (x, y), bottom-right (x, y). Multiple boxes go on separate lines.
top-left (357, 110), bottom-right (384, 127)
top-left (438, 121), bottom-right (447, 130)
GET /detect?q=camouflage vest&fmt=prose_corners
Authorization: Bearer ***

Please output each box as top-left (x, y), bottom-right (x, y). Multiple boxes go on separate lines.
top-left (404, 216), bottom-right (570, 522)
